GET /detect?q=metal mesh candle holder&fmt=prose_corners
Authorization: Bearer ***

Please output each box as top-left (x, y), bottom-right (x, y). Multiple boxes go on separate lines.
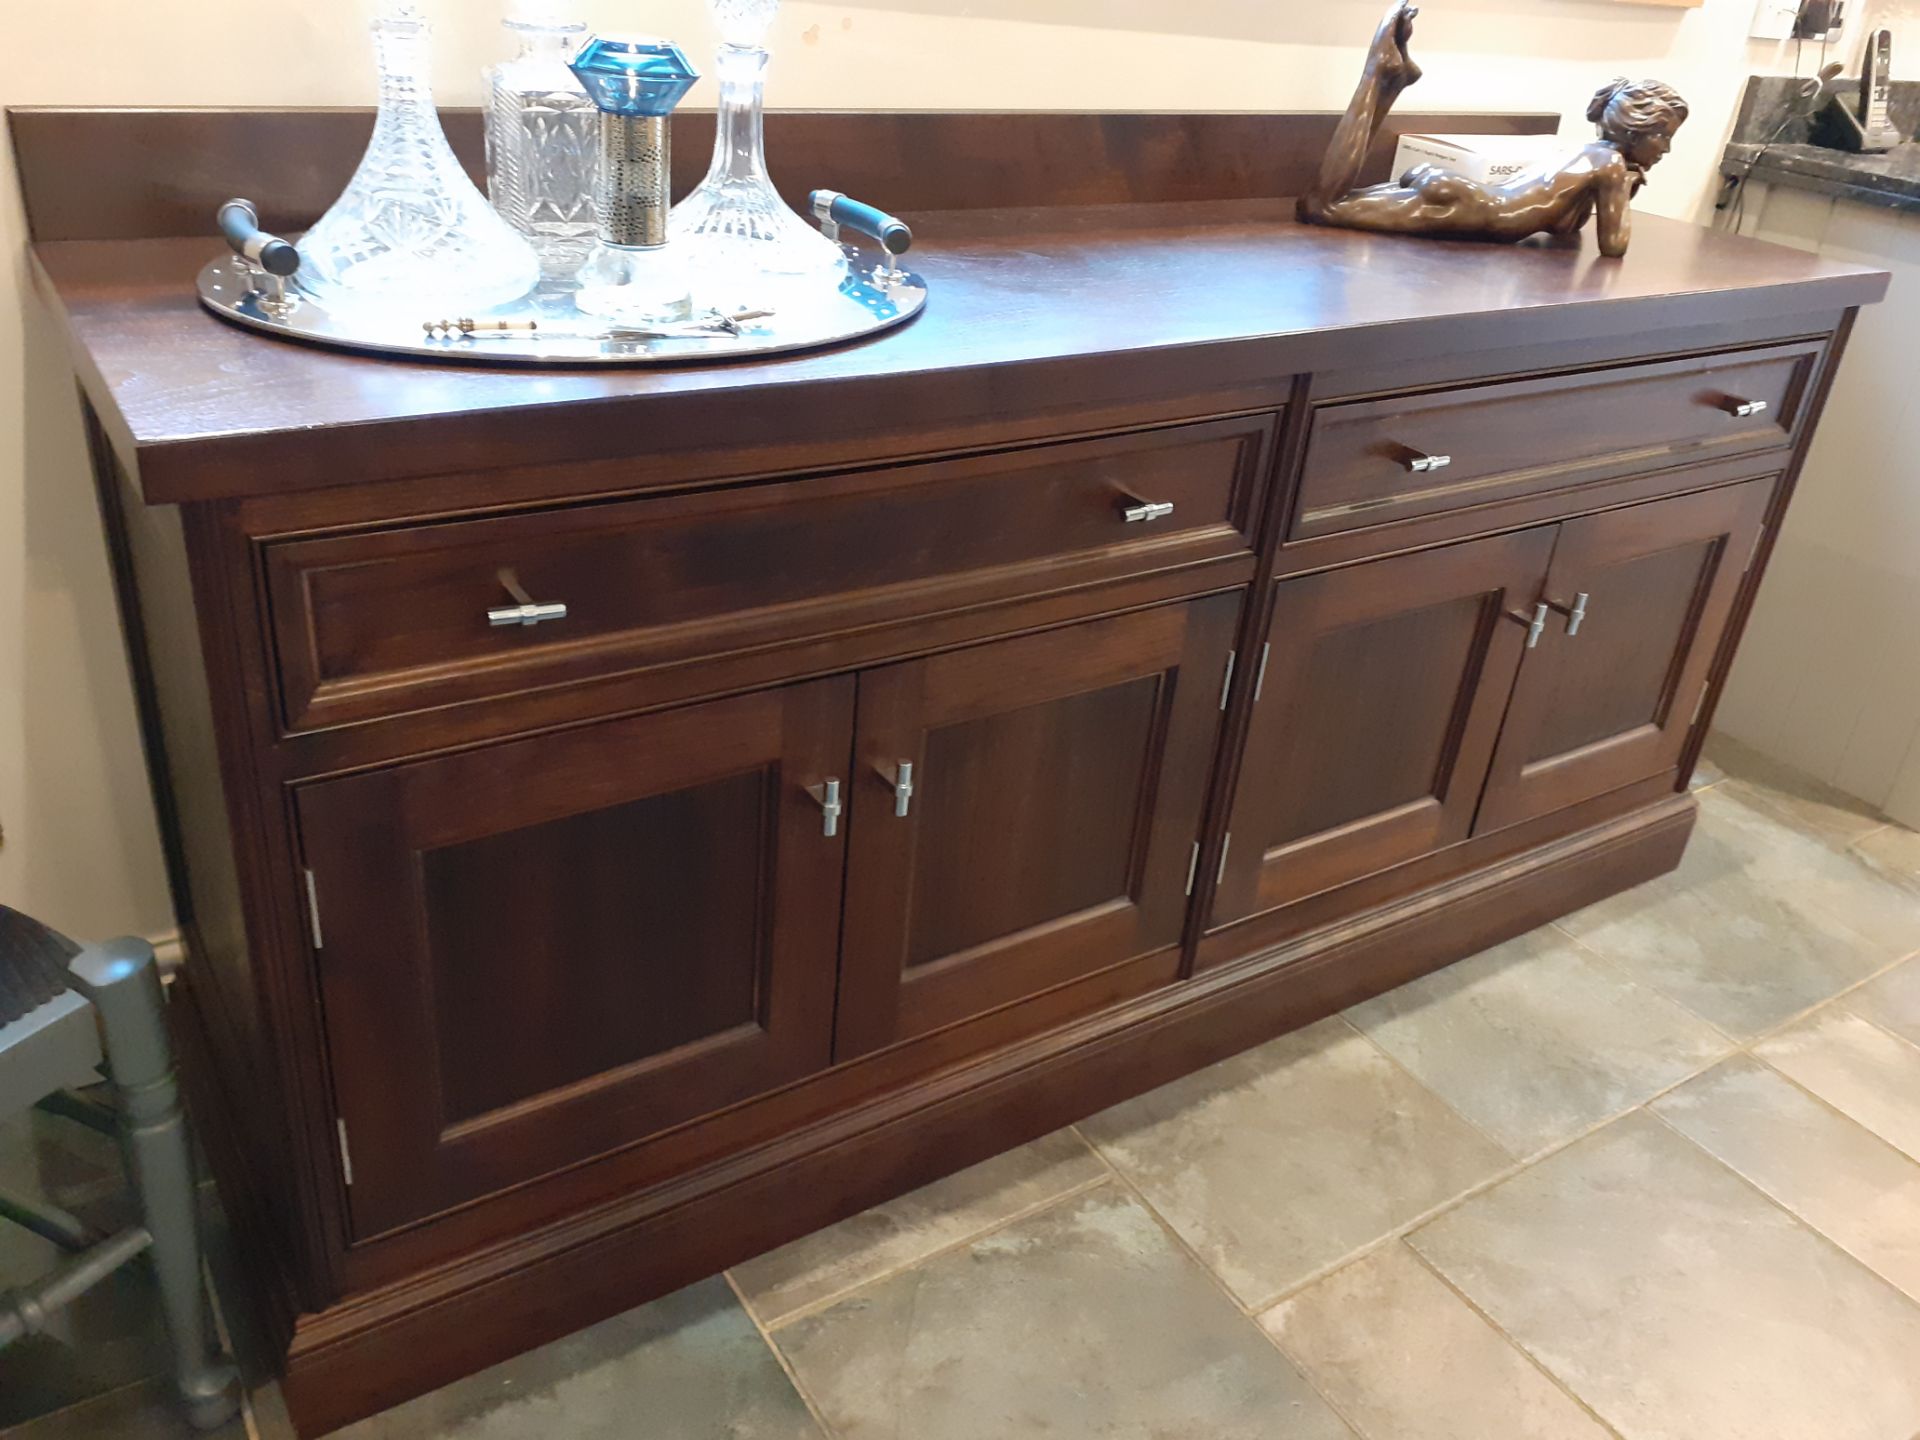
top-left (568, 34), bottom-right (701, 323)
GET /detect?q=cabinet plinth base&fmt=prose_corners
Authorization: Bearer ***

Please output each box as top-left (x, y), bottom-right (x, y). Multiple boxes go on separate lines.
top-left (267, 793), bottom-right (1693, 1437)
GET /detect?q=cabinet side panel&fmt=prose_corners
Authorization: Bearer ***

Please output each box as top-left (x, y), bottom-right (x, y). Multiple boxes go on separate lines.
top-left (88, 414), bottom-right (303, 1346)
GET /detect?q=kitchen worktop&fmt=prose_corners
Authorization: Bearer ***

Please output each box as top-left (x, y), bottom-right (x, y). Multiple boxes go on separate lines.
top-left (32, 201), bottom-right (1886, 505)
top-left (1723, 75), bottom-right (1920, 216)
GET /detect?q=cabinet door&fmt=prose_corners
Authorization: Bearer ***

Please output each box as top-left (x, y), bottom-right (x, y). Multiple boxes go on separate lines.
top-left (835, 596), bottom-right (1240, 1058)
top-left (1478, 479), bottom-right (1770, 832)
top-left (1211, 529), bottom-right (1555, 928)
top-left (298, 679), bottom-right (853, 1239)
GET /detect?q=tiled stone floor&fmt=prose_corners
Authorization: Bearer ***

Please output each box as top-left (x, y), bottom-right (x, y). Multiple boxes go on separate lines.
top-left (10, 736), bottom-right (1920, 1440)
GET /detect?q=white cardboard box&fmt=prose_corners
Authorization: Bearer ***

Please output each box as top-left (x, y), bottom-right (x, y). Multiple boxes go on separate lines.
top-left (1390, 132), bottom-right (1566, 186)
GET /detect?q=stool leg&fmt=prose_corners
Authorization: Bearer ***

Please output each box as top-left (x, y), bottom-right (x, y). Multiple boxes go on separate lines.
top-left (67, 940), bottom-right (240, 1431)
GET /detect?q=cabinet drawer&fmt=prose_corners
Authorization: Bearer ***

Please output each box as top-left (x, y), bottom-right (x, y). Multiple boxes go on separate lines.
top-left (266, 415), bottom-right (1274, 730)
top-left (1291, 342), bottom-right (1817, 540)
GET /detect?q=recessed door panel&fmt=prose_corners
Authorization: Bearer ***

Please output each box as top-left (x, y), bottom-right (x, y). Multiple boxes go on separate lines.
top-left (420, 773), bottom-right (769, 1127)
top-left (836, 596), bottom-right (1240, 1058)
top-left (1478, 479), bottom-right (1771, 832)
top-left (299, 679), bottom-right (853, 1239)
top-left (1210, 528), bottom-right (1555, 932)
top-left (906, 679), bottom-right (1161, 969)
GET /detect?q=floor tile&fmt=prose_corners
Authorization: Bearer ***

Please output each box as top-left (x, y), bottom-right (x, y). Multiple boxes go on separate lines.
top-left (1654, 1056), bottom-right (1920, 1302)
top-left (775, 1184), bottom-right (1353, 1440)
top-left (1686, 749), bottom-right (1727, 791)
top-left (732, 1129), bottom-right (1104, 1327)
top-left (1848, 952), bottom-right (1920, 1045)
top-left (1348, 928), bottom-right (1729, 1159)
top-left (1754, 1008), bottom-right (1920, 1161)
top-left (1853, 823), bottom-right (1920, 896)
top-left (330, 1276), bottom-right (822, 1439)
top-left (1079, 1017), bottom-right (1508, 1306)
top-left (1264, 1242), bottom-right (1611, 1440)
top-left (1409, 1112), bottom-right (1920, 1440)
top-left (0, 1378), bottom-right (249, 1440)
top-left (0, 1111), bottom-right (174, 1429)
top-left (1558, 788), bottom-right (1911, 1038)
top-left (1705, 731), bottom-right (1887, 847)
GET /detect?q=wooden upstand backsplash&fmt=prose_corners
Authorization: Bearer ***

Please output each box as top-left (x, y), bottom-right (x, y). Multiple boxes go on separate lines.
top-left (10, 106), bottom-right (1888, 1435)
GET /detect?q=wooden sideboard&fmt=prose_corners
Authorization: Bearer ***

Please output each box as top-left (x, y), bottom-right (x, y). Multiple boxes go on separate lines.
top-left (12, 108), bottom-right (1888, 1435)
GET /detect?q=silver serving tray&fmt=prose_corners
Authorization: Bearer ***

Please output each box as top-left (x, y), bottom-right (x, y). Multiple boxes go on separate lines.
top-left (196, 253), bottom-right (927, 366)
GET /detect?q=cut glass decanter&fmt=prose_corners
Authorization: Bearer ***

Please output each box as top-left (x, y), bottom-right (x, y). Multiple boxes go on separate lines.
top-left (484, 0), bottom-right (598, 285)
top-left (298, 1), bottom-right (539, 312)
top-left (670, 0), bottom-right (846, 305)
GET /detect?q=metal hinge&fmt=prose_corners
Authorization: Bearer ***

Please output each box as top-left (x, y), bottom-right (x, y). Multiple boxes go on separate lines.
top-left (1216, 833), bottom-right (1233, 883)
top-left (303, 868), bottom-right (324, 950)
top-left (1692, 686), bottom-right (1712, 728)
top-left (336, 1118), bottom-right (354, 1187)
top-left (1745, 524), bottom-right (1768, 575)
top-left (1186, 841), bottom-right (1201, 896)
top-left (1220, 650), bottom-right (1237, 711)
top-left (1253, 643), bottom-right (1272, 704)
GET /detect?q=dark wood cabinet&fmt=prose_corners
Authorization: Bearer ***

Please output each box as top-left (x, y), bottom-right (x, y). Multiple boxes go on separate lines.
top-left (1211, 529), bottom-right (1554, 927)
top-left (1477, 480), bottom-right (1771, 832)
top-left (27, 105), bottom-right (1881, 1435)
top-left (1214, 479), bottom-right (1773, 930)
top-left (296, 680), bottom-right (854, 1238)
top-left (836, 596), bottom-right (1239, 1057)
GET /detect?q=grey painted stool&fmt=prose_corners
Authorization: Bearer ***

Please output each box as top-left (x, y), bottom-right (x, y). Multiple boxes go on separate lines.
top-left (0, 906), bottom-right (240, 1430)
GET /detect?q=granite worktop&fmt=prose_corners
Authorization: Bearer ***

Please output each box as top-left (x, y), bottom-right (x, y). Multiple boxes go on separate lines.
top-left (1723, 75), bottom-right (1920, 215)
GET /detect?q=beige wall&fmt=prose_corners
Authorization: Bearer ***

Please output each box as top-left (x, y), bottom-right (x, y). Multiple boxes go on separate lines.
top-left (0, 0), bottom-right (1843, 939)
top-left (1714, 183), bottom-right (1920, 825)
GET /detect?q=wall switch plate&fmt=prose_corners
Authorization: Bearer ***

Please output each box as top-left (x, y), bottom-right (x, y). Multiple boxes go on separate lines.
top-left (1752, 0), bottom-right (1845, 41)
top-left (1753, 0), bottom-right (1800, 41)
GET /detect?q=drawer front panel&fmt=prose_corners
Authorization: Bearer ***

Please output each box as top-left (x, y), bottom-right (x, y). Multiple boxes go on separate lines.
top-left (267, 415), bottom-right (1275, 729)
top-left (1291, 342), bottom-right (1817, 540)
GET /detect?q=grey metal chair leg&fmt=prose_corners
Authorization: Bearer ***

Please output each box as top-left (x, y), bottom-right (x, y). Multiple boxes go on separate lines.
top-left (67, 939), bottom-right (240, 1431)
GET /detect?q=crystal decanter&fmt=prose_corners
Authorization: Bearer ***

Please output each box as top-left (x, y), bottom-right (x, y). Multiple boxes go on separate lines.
top-left (569, 34), bottom-right (701, 323)
top-left (298, 1), bottom-right (539, 311)
top-left (484, 0), bottom-right (598, 285)
top-left (670, 0), bottom-right (845, 305)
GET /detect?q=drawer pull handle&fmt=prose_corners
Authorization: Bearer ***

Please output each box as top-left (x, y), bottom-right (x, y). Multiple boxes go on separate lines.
top-left (878, 760), bottom-right (915, 818)
top-left (1722, 397), bottom-right (1769, 419)
top-left (1512, 602), bottom-right (1550, 650)
top-left (1404, 451), bottom-right (1453, 474)
top-left (487, 568), bottom-right (568, 629)
top-left (1119, 497), bottom-right (1176, 524)
top-left (808, 779), bottom-right (844, 838)
top-left (1549, 592), bottom-right (1592, 637)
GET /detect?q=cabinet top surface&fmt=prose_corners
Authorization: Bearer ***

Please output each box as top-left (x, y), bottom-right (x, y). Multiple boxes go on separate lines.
top-left (34, 198), bottom-right (1886, 504)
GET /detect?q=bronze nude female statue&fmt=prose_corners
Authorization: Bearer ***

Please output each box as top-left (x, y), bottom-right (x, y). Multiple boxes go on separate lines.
top-left (1299, 3), bottom-right (1688, 258)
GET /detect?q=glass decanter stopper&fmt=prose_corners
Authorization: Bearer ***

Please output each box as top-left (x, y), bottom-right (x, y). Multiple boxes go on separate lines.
top-left (484, 0), bottom-right (598, 286)
top-left (569, 35), bottom-right (701, 324)
top-left (298, 1), bottom-right (539, 312)
top-left (671, 0), bottom-right (846, 304)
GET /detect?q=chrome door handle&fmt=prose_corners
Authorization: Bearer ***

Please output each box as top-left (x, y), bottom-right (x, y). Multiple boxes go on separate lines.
top-left (876, 761), bottom-right (915, 818)
top-left (1512, 602), bottom-right (1550, 649)
top-left (1119, 496), bottom-right (1176, 523)
top-left (1548, 592), bottom-right (1591, 637)
top-left (807, 779), bottom-right (843, 838)
top-left (489, 602), bottom-right (568, 628)
top-left (1404, 451), bottom-right (1453, 474)
top-left (1721, 397), bottom-right (1769, 418)
top-left (487, 567), bottom-right (568, 628)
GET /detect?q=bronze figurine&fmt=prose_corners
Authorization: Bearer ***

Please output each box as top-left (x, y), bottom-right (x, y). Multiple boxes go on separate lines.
top-left (1299, 4), bottom-right (1688, 258)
